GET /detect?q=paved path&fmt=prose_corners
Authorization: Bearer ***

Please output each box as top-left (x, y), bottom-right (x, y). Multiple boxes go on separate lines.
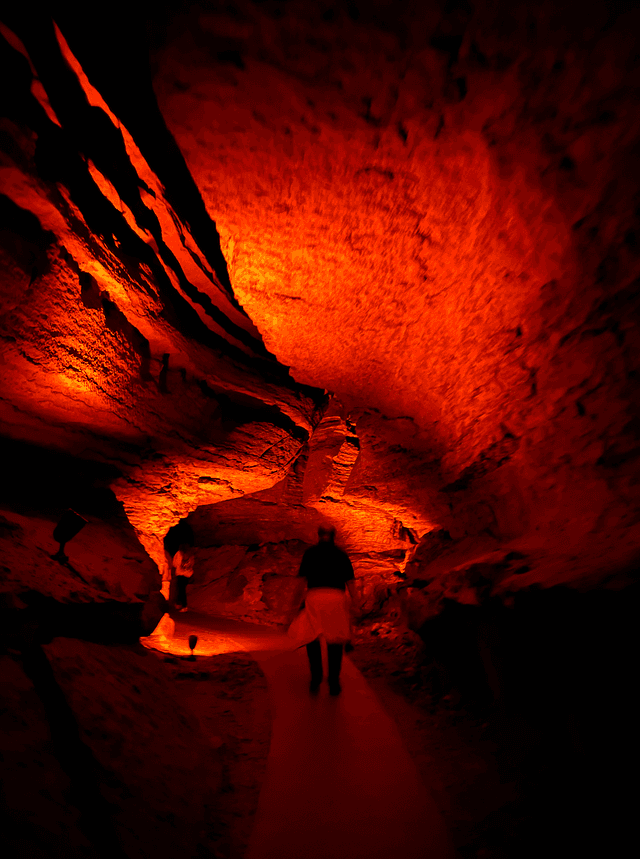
top-left (168, 613), bottom-right (453, 859)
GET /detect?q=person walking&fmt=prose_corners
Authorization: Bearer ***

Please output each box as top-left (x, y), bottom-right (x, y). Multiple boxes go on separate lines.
top-left (288, 526), bottom-right (357, 695)
top-left (172, 543), bottom-right (195, 612)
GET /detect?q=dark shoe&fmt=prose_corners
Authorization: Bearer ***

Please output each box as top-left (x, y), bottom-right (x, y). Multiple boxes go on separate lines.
top-left (309, 677), bottom-right (322, 694)
top-left (327, 643), bottom-right (343, 695)
top-left (306, 639), bottom-right (322, 683)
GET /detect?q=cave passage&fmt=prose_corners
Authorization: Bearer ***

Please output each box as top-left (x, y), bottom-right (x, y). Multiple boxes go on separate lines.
top-left (148, 612), bottom-right (453, 859)
top-left (1, 1), bottom-right (639, 857)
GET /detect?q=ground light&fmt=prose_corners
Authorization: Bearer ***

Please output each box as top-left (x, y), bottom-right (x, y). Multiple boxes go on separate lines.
top-left (140, 612), bottom-right (244, 657)
top-left (140, 611), bottom-right (300, 657)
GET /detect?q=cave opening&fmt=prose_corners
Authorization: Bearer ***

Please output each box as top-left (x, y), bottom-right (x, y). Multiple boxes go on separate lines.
top-left (1, 1), bottom-right (639, 857)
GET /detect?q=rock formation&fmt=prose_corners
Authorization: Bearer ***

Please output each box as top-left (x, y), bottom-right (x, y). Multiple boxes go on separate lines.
top-left (2, 0), bottom-right (640, 621)
top-left (2, 2), bottom-right (639, 856)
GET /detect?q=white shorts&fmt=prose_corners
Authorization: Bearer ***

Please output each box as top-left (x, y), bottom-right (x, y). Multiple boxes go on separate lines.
top-left (287, 587), bottom-right (352, 645)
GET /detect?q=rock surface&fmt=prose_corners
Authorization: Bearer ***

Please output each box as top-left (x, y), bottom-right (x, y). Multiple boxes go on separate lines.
top-left (0, 639), bottom-right (270, 859)
top-left (2, 9), bottom-right (640, 857)
top-left (1, 1), bottom-right (640, 623)
top-left (149, 0), bottom-right (640, 615)
top-left (0, 8), bottom-right (324, 576)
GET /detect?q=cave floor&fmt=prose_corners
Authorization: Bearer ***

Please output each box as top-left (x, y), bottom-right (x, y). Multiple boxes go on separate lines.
top-left (168, 612), bottom-right (453, 859)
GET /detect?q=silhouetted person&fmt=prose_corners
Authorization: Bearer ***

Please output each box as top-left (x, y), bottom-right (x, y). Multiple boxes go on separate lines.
top-left (163, 519), bottom-right (195, 600)
top-left (172, 543), bottom-right (195, 612)
top-left (288, 526), bottom-right (357, 695)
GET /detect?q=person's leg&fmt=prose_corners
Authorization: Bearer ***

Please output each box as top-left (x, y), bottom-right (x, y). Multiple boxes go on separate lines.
top-left (327, 643), bottom-right (343, 695)
top-left (306, 638), bottom-right (322, 692)
top-left (175, 576), bottom-right (188, 610)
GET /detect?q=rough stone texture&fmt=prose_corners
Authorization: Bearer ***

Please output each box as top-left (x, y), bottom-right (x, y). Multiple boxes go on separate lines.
top-left (149, 0), bottom-right (640, 612)
top-left (43, 638), bottom-right (223, 859)
top-left (185, 406), bottom-right (414, 622)
top-left (1, 0), bottom-right (640, 623)
top-left (188, 539), bottom-right (307, 623)
top-left (0, 635), bottom-right (269, 859)
top-left (0, 509), bottom-right (158, 603)
top-left (0, 8), bottom-right (324, 575)
top-left (0, 653), bottom-right (98, 859)
top-left (2, 9), bottom-right (639, 857)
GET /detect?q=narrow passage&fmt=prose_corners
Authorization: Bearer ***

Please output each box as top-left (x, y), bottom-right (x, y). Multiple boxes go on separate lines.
top-left (171, 614), bottom-right (453, 859)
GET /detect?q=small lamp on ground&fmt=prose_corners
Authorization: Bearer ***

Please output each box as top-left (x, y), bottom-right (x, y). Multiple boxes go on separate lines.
top-left (52, 508), bottom-right (87, 561)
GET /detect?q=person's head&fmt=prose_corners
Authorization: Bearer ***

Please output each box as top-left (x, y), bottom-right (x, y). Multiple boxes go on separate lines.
top-left (318, 525), bottom-right (336, 543)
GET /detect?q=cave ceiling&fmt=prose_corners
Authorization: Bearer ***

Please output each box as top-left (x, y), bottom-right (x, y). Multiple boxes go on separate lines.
top-left (1, 0), bottom-right (640, 603)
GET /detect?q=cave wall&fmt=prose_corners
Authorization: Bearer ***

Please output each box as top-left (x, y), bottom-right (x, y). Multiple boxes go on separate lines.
top-left (0, 5), bottom-right (325, 577)
top-left (1, 638), bottom-right (226, 859)
top-left (1, 0), bottom-right (639, 623)
top-left (413, 582), bottom-right (638, 856)
top-left (149, 0), bottom-right (640, 604)
top-left (184, 407), bottom-right (413, 622)
top-left (0, 439), bottom-right (163, 604)
top-left (1, 6), bottom-right (639, 856)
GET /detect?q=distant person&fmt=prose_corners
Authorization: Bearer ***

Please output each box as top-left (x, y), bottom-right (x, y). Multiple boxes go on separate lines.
top-left (163, 519), bottom-right (195, 601)
top-left (288, 526), bottom-right (357, 695)
top-left (173, 543), bottom-right (195, 612)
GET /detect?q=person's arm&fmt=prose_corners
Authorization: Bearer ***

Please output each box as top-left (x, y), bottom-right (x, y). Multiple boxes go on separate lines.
top-left (286, 577), bottom-right (307, 624)
top-left (286, 550), bottom-right (310, 623)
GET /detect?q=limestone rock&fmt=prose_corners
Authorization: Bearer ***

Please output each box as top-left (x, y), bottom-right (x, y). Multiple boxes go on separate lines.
top-left (0, 654), bottom-right (97, 858)
top-left (2, 1), bottom-right (640, 623)
top-left (44, 638), bottom-right (223, 859)
top-left (150, 0), bottom-right (640, 599)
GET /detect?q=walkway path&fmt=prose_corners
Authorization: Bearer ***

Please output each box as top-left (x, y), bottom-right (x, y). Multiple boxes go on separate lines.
top-left (170, 613), bottom-right (453, 859)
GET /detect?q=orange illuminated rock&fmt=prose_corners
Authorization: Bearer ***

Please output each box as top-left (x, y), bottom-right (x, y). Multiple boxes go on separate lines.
top-left (149, 0), bottom-right (640, 603)
top-left (0, 13), bottom-right (324, 575)
top-left (2, 1), bottom-right (640, 625)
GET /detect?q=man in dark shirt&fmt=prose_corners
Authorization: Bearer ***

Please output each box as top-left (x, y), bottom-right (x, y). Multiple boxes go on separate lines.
top-left (293, 526), bottom-right (356, 695)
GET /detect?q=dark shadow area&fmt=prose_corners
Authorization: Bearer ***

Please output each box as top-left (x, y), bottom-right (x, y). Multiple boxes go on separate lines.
top-left (0, 436), bottom-right (124, 520)
top-left (43, 1), bottom-right (238, 300)
top-left (101, 292), bottom-right (153, 381)
top-left (4, 590), bottom-right (155, 647)
top-left (0, 192), bottom-right (54, 282)
top-left (0, 582), bottom-right (168, 858)
top-left (17, 643), bottom-right (128, 858)
top-left (163, 517), bottom-right (194, 557)
top-left (417, 583), bottom-right (639, 857)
